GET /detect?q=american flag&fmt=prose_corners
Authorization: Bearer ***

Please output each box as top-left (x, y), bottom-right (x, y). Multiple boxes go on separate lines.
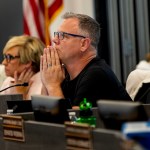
top-left (23, 0), bottom-right (63, 45)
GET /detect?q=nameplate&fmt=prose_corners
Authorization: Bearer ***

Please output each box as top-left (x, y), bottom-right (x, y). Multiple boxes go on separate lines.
top-left (65, 121), bottom-right (93, 150)
top-left (1, 114), bottom-right (25, 142)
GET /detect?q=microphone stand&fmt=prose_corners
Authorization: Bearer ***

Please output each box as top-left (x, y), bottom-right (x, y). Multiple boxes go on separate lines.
top-left (0, 83), bottom-right (28, 92)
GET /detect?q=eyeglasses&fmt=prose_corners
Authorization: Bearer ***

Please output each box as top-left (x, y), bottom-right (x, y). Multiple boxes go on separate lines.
top-left (3, 54), bottom-right (20, 63)
top-left (54, 31), bottom-right (86, 40)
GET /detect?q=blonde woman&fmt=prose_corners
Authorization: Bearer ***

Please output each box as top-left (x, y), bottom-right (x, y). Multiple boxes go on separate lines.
top-left (0, 35), bottom-right (45, 100)
top-left (0, 64), bottom-right (6, 86)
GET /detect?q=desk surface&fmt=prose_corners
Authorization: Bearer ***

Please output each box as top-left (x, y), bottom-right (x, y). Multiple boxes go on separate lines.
top-left (0, 104), bottom-right (149, 149)
top-left (0, 117), bottom-right (126, 150)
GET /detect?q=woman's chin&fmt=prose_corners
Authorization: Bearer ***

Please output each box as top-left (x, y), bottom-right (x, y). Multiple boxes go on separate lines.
top-left (5, 72), bottom-right (12, 77)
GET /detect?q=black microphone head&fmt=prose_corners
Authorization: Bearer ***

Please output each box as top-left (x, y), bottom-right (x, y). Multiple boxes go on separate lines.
top-left (22, 83), bottom-right (29, 86)
top-left (0, 82), bottom-right (29, 92)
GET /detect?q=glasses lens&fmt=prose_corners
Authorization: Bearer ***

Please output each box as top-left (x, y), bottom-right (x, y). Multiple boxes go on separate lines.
top-left (54, 32), bottom-right (64, 40)
top-left (54, 32), bottom-right (57, 37)
top-left (59, 32), bottom-right (64, 40)
top-left (4, 54), bottom-right (11, 62)
top-left (3, 54), bottom-right (15, 62)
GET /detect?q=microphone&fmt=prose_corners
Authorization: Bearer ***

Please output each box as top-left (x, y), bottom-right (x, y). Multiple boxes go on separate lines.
top-left (0, 83), bottom-right (29, 92)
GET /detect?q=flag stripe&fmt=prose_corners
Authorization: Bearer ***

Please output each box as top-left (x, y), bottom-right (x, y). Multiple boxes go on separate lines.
top-left (23, 17), bottom-right (30, 35)
top-left (47, 0), bottom-right (63, 39)
top-left (23, 0), bottom-right (40, 37)
top-left (48, 0), bottom-right (63, 18)
top-left (48, 3), bottom-right (63, 25)
top-left (23, 0), bottom-right (63, 45)
top-left (28, 0), bottom-right (45, 42)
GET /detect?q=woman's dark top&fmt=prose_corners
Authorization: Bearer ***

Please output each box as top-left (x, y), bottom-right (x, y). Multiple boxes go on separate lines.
top-left (62, 57), bottom-right (131, 107)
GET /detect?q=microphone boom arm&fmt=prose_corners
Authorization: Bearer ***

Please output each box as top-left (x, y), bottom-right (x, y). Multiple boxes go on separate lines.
top-left (0, 83), bottom-right (28, 92)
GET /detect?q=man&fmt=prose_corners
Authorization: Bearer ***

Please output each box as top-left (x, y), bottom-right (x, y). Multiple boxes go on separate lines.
top-left (40, 12), bottom-right (131, 107)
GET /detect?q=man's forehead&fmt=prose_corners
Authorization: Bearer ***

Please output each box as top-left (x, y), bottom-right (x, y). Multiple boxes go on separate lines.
top-left (58, 18), bottom-right (79, 32)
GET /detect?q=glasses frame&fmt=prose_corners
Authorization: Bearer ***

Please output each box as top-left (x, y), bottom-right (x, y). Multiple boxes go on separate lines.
top-left (54, 31), bottom-right (86, 40)
top-left (3, 54), bottom-right (20, 63)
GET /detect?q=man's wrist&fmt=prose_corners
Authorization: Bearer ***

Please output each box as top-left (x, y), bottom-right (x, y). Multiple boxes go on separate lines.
top-left (47, 86), bottom-right (64, 98)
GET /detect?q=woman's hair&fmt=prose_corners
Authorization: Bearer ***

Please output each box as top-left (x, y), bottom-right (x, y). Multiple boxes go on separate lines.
top-left (3, 35), bottom-right (45, 73)
top-left (62, 12), bottom-right (100, 48)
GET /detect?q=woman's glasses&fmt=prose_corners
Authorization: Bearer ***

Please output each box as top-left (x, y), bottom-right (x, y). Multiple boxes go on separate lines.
top-left (3, 54), bottom-right (20, 63)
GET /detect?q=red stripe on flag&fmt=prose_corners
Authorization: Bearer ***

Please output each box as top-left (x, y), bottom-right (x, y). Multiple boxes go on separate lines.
top-left (39, 0), bottom-right (45, 14)
top-left (23, 17), bottom-right (30, 35)
top-left (29, 0), bottom-right (45, 42)
top-left (48, 0), bottom-right (63, 19)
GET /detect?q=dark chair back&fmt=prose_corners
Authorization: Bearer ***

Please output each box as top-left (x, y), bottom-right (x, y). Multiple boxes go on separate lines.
top-left (134, 83), bottom-right (150, 104)
top-left (0, 94), bottom-right (23, 114)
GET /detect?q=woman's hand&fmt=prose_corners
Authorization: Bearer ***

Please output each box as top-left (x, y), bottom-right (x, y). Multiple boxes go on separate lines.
top-left (12, 68), bottom-right (34, 99)
top-left (14, 68), bottom-right (34, 84)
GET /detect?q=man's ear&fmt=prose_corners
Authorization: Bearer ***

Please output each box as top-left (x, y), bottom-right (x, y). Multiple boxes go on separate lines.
top-left (80, 38), bottom-right (91, 52)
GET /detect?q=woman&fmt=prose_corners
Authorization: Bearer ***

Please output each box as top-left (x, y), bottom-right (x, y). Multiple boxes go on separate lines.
top-left (0, 35), bottom-right (45, 100)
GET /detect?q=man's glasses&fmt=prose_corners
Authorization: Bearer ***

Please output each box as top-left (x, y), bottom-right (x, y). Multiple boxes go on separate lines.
top-left (3, 54), bottom-right (20, 63)
top-left (54, 31), bottom-right (86, 40)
